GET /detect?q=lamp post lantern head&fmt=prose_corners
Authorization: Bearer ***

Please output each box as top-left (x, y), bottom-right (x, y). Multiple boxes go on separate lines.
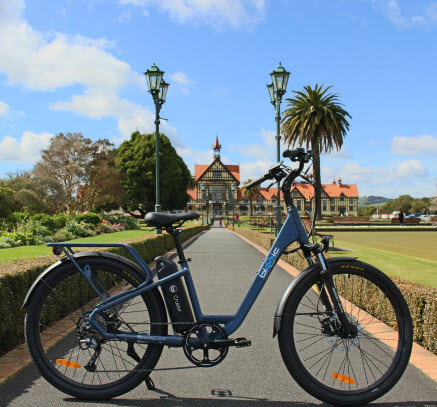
top-left (267, 82), bottom-right (275, 105)
top-left (158, 79), bottom-right (169, 103)
top-left (144, 63), bottom-right (164, 92)
top-left (270, 62), bottom-right (290, 95)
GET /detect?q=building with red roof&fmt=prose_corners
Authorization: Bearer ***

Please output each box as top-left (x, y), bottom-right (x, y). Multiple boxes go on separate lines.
top-left (187, 139), bottom-right (359, 216)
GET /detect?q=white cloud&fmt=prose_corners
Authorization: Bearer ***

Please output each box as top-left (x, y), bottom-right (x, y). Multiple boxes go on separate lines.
top-left (371, 0), bottom-right (437, 27)
top-left (118, 0), bottom-right (267, 29)
top-left (170, 72), bottom-right (195, 94)
top-left (0, 101), bottom-right (9, 116)
top-left (0, 0), bottom-right (173, 147)
top-left (0, 0), bottom-right (139, 92)
top-left (51, 90), bottom-right (180, 145)
top-left (390, 135), bottom-right (437, 155)
top-left (240, 159), bottom-right (275, 183)
top-left (0, 131), bottom-right (53, 162)
top-left (394, 159), bottom-right (427, 177)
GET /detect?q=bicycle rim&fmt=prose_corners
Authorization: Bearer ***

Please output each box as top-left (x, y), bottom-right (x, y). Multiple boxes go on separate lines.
top-left (279, 262), bottom-right (411, 402)
top-left (26, 259), bottom-right (164, 393)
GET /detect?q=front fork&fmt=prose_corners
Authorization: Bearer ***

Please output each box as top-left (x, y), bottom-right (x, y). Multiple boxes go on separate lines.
top-left (303, 244), bottom-right (355, 338)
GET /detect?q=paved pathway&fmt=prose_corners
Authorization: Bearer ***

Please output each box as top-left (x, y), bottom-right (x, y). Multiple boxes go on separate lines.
top-left (1, 227), bottom-right (437, 406)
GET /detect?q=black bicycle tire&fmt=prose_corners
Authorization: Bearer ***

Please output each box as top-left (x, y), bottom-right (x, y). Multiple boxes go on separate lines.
top-left (278, 259), bottom-right (413, 406)
top-left (25, 256), bottom-right (167, 400)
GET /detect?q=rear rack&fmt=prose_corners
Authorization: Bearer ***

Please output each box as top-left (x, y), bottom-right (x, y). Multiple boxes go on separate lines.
top-left (46, 242), bottom-right (153, 284)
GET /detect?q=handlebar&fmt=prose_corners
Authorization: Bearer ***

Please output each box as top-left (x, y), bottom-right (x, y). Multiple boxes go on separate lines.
top-left (244, 149), bottom-right (316, 191)
top-left (244, 174), bottom-right (270, 190)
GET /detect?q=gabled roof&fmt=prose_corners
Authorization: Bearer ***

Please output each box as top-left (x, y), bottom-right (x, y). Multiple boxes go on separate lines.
top-left (289, 183), bottom-right (359, 199)
top-left (323, 183), bottom-right (359, 198)
top-left (194, 160), bottom-right (240, 182)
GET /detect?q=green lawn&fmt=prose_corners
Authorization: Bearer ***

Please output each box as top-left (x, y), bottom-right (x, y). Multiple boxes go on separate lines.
top-left (330, 231), bottom-right (437, 288)
top-left (0, 229), bottom-right (153, 264)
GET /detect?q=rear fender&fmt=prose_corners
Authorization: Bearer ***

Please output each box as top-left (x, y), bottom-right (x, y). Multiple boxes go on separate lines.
top-left (273, 256), bottom-right (357, 337)
top-left (22, 251), bottom-right (153, 308)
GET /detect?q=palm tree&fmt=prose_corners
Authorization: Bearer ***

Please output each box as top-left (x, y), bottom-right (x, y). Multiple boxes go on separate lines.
top-left (281, 84), bottom-right (351, 220)
top-left (240, 179), bottom-right (261, 216)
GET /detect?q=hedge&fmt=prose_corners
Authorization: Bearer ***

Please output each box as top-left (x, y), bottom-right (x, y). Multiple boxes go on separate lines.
top-left (228, 224), bottom-right (437, 355)
top-left (0, 224), bottom-right (209, 356)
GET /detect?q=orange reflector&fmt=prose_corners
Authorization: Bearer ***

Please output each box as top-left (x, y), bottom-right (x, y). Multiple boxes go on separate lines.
top-left (56, 359), bottom-right (81, 369)
top-left (332, 372), bottom-right (355, 385)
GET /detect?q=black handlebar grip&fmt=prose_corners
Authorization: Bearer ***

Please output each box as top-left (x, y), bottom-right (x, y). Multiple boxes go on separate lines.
top-left (282, 148), bottom-right (305, 159)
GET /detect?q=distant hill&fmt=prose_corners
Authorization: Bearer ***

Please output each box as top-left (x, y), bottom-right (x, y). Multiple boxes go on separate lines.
top-left (358, 196), bottom-right (392, 207)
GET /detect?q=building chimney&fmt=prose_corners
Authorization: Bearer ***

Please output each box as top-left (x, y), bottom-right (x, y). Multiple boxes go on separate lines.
top-left (338, 177), bottom-right (342, 185)
top-left (332, 178), bottom-right (336, 185)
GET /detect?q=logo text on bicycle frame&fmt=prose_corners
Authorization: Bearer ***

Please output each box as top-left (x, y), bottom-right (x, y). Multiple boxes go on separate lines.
top-left (258, 247), bottom-right (281, 279)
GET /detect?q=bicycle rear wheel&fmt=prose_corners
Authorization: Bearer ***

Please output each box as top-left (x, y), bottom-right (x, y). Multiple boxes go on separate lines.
top-left (278, 259), bottom-right (413, 406)
top-left (25, 256), bottom-right (167, 400)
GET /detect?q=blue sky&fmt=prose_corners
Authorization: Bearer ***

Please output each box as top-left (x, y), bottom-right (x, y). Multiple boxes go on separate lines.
top-left (0, 0), bottom-right (436, 198)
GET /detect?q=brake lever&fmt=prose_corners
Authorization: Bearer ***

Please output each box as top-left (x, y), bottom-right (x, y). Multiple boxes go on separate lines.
top-left (266, 181), bottom-right (275, 192)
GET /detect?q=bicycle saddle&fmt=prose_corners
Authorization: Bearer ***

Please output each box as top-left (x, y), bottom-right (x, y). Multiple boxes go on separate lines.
top-left (144, 212), bottom-right (200, 227)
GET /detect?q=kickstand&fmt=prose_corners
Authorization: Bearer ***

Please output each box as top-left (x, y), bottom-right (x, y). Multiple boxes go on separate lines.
top-left (145, 375), bottom-right (155, 391)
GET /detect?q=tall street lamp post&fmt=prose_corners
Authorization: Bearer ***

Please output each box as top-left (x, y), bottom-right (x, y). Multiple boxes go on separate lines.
top-left (144, 63), bottom-right (169, 234)
top-left (200, 183), bottom-right (206, 225)
top-left (267, 62), bottom-right (290, 236)
top-left (230, 182), bottom-right (236, 227)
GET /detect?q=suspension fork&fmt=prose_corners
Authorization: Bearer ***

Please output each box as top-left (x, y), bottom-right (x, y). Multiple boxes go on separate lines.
top-left (303, 244), bottom-right (355, 336)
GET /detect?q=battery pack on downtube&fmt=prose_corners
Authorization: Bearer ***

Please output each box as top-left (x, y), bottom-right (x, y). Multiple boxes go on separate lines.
top-left (155, 256), bottom-right (194, 333)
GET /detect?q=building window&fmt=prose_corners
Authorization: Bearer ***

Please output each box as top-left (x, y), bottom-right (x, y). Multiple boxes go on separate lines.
top-left (243, 198), bottom-right (248, 203)
top-left (213, 171), bottom-right (221, 178)
top-left (349, 198), bottom-right (354, 204)
top-left (257, 195), bottom-right (263, 203)
top-left (322, 200), bottom-right (327, 211)
top-left (349, 206), bottom-right (353, 211)
top-left (340, 196), bottom-right (344, 202)
top-left (296, 200), bottom-right (301, 211)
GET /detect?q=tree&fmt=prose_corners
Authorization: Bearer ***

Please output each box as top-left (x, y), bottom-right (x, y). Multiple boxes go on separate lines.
top-left (117, 131), bottom-right (191, 217)
top-left (358, 205), bottom-right (378, 216)
top-left (33, 133), bottom-right (123, 213)
top-left (2, 171), bottom-right (66, 215)
top-left (240, 179), bottom-right (261, 216)
top-left (281, 84), bottom-right (351, 220)
top-left (0, 185), bottom-right (14, 218)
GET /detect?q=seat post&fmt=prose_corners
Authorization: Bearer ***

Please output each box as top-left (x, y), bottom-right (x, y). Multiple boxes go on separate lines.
top-left (167, 228), bottom-right (187, 263)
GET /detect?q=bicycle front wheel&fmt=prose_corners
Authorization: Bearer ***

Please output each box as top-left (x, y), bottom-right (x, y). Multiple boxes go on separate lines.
top-left (278, 259), bottom-right (413, 406)
top-left (25, 256), bottom-right (167, 400)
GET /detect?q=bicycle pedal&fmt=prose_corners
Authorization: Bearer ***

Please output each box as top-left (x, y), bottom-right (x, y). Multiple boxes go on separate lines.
top-left (234, 338), bottom-right (251, 348)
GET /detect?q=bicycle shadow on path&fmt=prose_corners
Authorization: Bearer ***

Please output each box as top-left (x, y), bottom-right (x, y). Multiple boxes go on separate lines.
top-left (3, 365), bottom-right (436, 407)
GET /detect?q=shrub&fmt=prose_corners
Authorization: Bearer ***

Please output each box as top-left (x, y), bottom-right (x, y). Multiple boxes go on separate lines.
top-left (52, 213), bottom-right (69, 230)
top-left (30, 214), bottom-right (57, 232)
top-left (97, 222), bottom-right (116, 234)
top-left (0, 239), bottom-right (12, 249)
top-left (105, 215), bottom-right (139, 230)
top-left (51, 228), bottom-right (74, 242)
top-left (7, 212), bottom-right (29, 224)
top-left (75, 213), bottom-right (102, 227)
top-left (65, 221), bottom-right (95, 238)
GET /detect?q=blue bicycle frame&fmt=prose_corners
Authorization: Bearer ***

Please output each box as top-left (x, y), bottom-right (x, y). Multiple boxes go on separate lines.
top-left (47, 207), bottom-right (310, 347)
